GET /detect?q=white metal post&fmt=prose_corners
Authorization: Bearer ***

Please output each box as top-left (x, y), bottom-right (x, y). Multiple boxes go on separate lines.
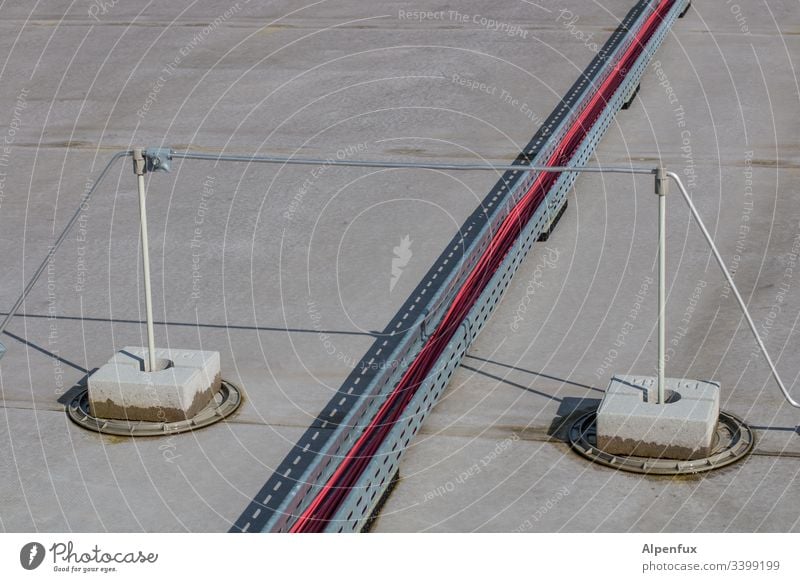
top-left (133, 149), bottom-right (157, 372)
top-left (655, 167), bottom-right (668, 404)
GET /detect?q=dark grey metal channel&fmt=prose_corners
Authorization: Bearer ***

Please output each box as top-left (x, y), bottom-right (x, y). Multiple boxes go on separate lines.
top-left (231, 0), bottom-right (678, 533)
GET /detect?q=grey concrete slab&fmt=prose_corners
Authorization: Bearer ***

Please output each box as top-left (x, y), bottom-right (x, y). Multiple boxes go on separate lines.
top-left (0, 406), bottom-right (338, 532)
top-left (372, 433), bottom-right (800, 532)
top-left (2, 0), bottom-right (798, 533)
top-left (88, 347), bottom-right (222, 422)
top-left (596, 375), bottom-right (720, 459)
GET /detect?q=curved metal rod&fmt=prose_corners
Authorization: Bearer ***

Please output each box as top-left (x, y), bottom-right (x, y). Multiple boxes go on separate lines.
top-left (0, 150), bottom-right (132, 343)
top-left (667, 171), bottom-right (800, 408)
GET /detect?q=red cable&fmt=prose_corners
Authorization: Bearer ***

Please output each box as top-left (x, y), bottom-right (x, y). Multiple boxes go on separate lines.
top-left (291, 0), bottom-right (675, 532)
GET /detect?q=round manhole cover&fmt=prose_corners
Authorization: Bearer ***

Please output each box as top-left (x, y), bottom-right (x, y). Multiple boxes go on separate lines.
top-left (568, 410), bottom-right (754, 475)
top-left (67, 379), bottom-right (242, 436)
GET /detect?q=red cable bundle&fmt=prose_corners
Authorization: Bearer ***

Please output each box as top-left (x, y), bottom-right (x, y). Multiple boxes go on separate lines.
top-left (291, 0), bottom-right (675, 532)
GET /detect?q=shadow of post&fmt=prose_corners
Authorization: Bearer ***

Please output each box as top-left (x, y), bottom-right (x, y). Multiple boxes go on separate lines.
top-left (547, 396), bottom-right (601, 442)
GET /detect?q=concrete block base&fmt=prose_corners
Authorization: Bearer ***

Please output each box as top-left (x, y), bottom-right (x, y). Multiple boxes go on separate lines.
top-left (596, 375), bottom-right (720, 460)
top-left (88, 347), bottom-right (221, 422)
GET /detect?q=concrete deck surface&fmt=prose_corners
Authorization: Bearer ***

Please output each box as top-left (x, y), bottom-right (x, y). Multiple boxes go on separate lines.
top-left (0, 0), bottom-right (797, 532)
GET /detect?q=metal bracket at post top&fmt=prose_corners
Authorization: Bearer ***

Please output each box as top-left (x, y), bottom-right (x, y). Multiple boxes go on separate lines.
top-left (144, 147), bottom-right (173, 173)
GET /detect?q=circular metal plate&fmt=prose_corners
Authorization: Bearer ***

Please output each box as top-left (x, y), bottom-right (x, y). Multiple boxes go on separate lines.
top-left (568, 410), bottom-right (754, 475)
top-left (67, 379), bottom-right (242, 436)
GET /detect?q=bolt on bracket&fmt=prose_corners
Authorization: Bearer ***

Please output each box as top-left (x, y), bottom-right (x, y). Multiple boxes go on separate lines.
top-left (144, 147), bottom-right (173, 173)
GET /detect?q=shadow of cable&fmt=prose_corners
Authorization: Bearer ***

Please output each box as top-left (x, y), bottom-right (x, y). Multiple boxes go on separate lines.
top-left (460, 364), bottom-right (564, 402)
top-left (1, 330), bottom-right (89, 374)
top-left (459, 357), bottom-right (602, 443)
top-left (463, 354), bottom-right (605, 393)
top-left (750, 425), bottom-right (800, 436)
top-left (1, 311), bottom-right (378, 338)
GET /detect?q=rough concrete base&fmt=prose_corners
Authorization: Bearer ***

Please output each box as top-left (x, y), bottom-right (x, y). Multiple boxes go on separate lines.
top-left (88, 347), bottom-right (221, 422)
top-left (596, 375), bottom-right (720, 460)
